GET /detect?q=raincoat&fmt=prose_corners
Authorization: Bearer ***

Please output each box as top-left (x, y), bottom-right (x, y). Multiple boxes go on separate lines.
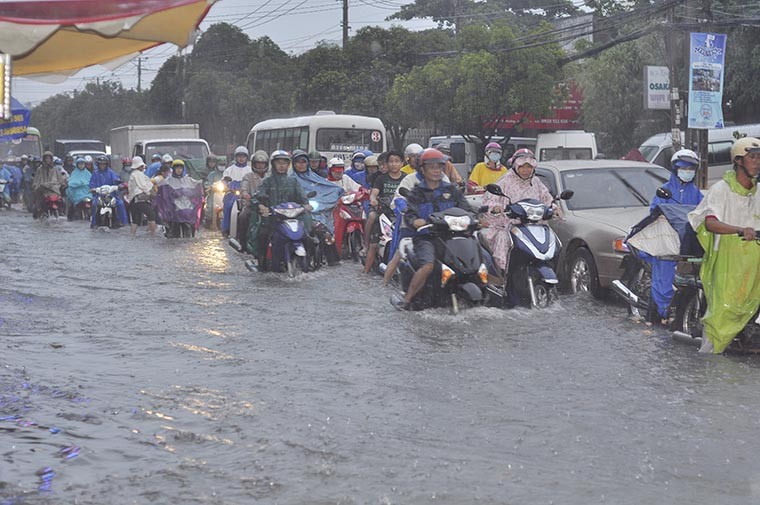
top-left (642, 172), bottom-right (703, 318)
top-left (145, 161), bottom-right (162, 177)
top-left (221, 162), bottom-right (251, 233)
top-left (293, 167), bottom-right (343, 233)
top-left (66, 166), bottom-right (92, 206)
top-left (154, 175), bottom-right (204, 227)
top-left (481, 170), bottom-right (554, 272)
top-left (4, 164), bottom-right (22, 201)
top-left (688, 171), bottom-right (760, 353)
top-left (345, 166), bottom-right (368, 189)
top-left (0, 165), bottom-right (11, 201)
top-left (246, 172), bottom-right (308, 257)
top-left (89, 167), bottom-right (128, 226)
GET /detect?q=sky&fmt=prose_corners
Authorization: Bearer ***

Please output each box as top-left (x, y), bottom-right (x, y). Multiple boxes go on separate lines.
top-left (12, 0), bottom-right (436, 107)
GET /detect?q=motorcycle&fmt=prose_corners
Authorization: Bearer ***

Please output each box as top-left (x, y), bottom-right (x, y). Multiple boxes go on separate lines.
top-left (368, 197), bottom-right (396, 274)
top-left (334, 187), bottom-right (369, 261)
top-left (40, 194), bottom-right (64, 220)
top-left (483, 184), bottom-right (573, 308)
top-left (68, 197), bottom-right (92, 221)
top-left (92, 185), bottom-right (120, 229)
top-left (205, 178), bottom-right (228, 231)
top-left (0, 178), bottom-right (10, 209)
top-left (611, 188), bottom-right (701, 323)
top-left (258, 191), bottom-right (317, 277)
top-left (397, 188), bottom-right (489, 314)
top-left (671, 231), bottom-right (760, 354)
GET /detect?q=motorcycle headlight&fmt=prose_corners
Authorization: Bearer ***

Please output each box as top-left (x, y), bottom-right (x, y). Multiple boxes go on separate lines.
top-left (517, 202), bottom-right (545, 222)
top-left (212, 181), bottom-right (225, 192)
top-left (478, 263), bottom-right (488, 285)
top-left (441, 263), bottom-right (455, 286)
top-left (443, 215), bottom-right (471, 231)
top-left (274, 207), bottom-right (304, 219)
top-left (341, 193), bottom-right (356, 205)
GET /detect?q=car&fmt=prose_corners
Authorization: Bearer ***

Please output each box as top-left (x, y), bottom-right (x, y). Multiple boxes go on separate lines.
top-left (533, 160), bottom-right (670, 297)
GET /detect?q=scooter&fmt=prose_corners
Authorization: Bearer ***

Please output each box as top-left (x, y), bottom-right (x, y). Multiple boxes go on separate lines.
top-left (205, 178), bottom-right (228, 230)
top-left (258, 191), bottom-right (317, 277)
top-left (334, 187), bottom-right (369, 261)
top-left (40, 194), bottom-right (64, 220)
top-left (370, 197), bottom-right (396, 274)
top-left (397, 188), bottom-right (489, 314)
top-left (93, 185), bottom-right (120, 229)
top-left (484, 184), bottom-right (573, 308)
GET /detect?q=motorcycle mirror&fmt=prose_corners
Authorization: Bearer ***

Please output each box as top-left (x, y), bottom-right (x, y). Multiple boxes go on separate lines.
top-left (306, 190), bottom-right (317, 198)
top-left (485, 184), bottom-right (504, 196)
top-left (398, 187), bottom-right (410, 198)
top-left (656, 187), bottom-right (672, 200)
top-left (559, 189), bottom-right (574, 200)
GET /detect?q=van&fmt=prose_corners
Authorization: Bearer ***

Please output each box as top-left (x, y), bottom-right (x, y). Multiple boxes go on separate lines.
top-left (428, 135), bottom-right (537, 180)
top-left (638, 123), bottom-right (760, 185)
top-left (535, 131), bottom-right (597, 161)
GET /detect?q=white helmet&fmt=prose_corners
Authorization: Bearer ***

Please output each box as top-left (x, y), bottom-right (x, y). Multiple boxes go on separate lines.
top-left (84, 155), bottom-right (93, 164)
top-left (234, 145), bottom-right (249, 157)
top-left (328, 157), bottom-right (345, 169)
top-left (161, 154), bottom-right (173, 163)
top-left (404, 143), bottom-right (424, 157)
top-left (670, 149), bottom-right (699, 168)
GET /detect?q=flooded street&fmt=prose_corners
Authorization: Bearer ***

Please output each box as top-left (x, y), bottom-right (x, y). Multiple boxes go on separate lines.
top-left (2, 209), bottom-right (760, 504)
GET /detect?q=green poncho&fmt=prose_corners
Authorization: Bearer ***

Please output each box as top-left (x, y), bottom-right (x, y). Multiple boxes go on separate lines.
top-left (688, 171), bottom-right (760, 353)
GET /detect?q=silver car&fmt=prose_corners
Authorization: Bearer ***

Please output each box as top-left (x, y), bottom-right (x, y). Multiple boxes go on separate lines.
top-left (533, 160), bottom-right (670, 297)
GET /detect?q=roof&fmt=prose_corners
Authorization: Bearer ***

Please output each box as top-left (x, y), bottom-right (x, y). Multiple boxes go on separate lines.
top-left (250, 114), bottom-right (384, 132)
top-left (55, 139), bottom-right (104, 144)
top-left (537, 159), bottom-right (666, 172)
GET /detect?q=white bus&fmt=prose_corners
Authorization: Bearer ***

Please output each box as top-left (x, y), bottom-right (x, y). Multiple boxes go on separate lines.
top-left (246, 111), bottom-right (387, 161)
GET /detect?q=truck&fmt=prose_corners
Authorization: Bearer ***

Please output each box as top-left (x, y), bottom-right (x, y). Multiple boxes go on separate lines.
top-left (110, 124), bottom-right (211, 179)
top-left (534, 131), bottom-right (598, 161)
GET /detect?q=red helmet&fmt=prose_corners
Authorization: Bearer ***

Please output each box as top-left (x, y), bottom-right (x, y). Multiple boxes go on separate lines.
top-left (509, 148), bottom-right (537, 170)
top-left (419, 148), bottom-right (446, 166)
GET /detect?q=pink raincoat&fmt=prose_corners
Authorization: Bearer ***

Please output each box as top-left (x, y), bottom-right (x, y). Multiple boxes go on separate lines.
top-left (481, 170), bottom-right (555, 272)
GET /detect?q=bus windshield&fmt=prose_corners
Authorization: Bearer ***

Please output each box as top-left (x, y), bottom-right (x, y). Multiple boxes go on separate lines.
top-left (0, 134), bottom-right (42, 159)
top-left (316, 128), bottom-right (383, 153)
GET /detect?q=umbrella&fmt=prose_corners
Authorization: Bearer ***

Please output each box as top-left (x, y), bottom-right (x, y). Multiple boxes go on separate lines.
top-left (0, 0), bottom-right (217, 78)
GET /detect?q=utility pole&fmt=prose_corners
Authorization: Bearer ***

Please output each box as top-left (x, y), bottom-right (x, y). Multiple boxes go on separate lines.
top-left (137, 56), bottom-right (142, 93)
top-left (666, 4), bottom-right (682, 153)
top-left (341, 0), bottom-right (349, 49)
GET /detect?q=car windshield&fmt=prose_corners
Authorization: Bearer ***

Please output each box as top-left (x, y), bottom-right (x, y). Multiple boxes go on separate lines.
top-left (561, 167), bottom-right (669, 210)
top-left (638, 145), bottom-right (659, 163)
top-left (146, 141), bottom-right (208, 160)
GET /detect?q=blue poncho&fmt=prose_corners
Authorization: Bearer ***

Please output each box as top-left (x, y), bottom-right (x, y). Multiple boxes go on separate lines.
top-left (66, 167), bottom-right (92, 206)
top-left (293, 167), bottom-right (344, 232)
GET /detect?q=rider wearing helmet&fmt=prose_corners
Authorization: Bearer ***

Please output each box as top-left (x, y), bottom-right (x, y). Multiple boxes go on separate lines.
top-left (204, 154), bottom-right (225, 189)
top-left (308, 150), bottom-right (326, 178)
top-left (63, 155), bottom-right (75, 174)
top-left (434, 142), bottom-right (463, 185)
top-left (127, 156), bottom-right (157, 236)
top-left (53, 156), bottom-right (69, 183)
top-left (390, 148), bottom-right (472, 310)
top-left (642, 148), bottom-right (704, 326)
top-left (31, 151), bottom-right (66, 219)
top-left (235, 150), bottom-right (271, 252)
top-left (401, 143), bottom-right (423, 175)
top-left (327, 157), bottom-right (361, 193)
top-left (345, 150), bottom-right (370, 188)
top-left (145, 153), bottom-right (162, 177)
top-left (688, 137), bottom-right (760, 354)
top-left (480, 148), bottom-right (554, 285)
top-left (66, 157), bottom-right (92, 220)
top-left (468, 141), bottom-right (506, 194)
top-left (221, 146), bottom-right (252, 236)
top-left (246, 150), bottom-right (311, 271)
top-left (83, 155), bottom-right (94, 172)
top-left (89, 155), bottom-right (128, 227)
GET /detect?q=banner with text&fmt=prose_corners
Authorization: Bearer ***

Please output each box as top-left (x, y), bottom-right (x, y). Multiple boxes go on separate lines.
top-left (688, 32), bottom-right (727, 129)
top-left (644, 66), bottom-right (670, 110)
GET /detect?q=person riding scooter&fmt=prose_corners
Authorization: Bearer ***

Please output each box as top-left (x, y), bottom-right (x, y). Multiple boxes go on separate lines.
top-left (221, 146), bottom-right (252, 237)
top-left (66, 157), bottom-right (92, 220)
top-left (32, 151), bottom-right (66, 219)
top-left (154, 159), bottom-right (204, 237)
top-left (390, 148), bottom-right (472, 310)
top-left (234, 150), bottom-right (269, 252)
top-left (89, 155), bottom-right (128, 228)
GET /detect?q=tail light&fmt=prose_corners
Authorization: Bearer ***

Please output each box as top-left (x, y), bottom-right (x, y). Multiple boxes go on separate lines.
top-left (441, 263), bottom-right (455, 286)
top-left (478, 263), bottom-right (488, 284)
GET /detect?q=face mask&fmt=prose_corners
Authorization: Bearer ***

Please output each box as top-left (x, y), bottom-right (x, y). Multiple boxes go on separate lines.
top-left (354, 162), bottom-right (365, 171)
top-left (488, 153), bottom-right (501, 163)
top-left (677, 169), bottom-right (696, 183)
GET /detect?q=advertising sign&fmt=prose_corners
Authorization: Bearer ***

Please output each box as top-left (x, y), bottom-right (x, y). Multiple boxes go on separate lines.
top-left (644, 65), bottom-right (670, 110)
top-left (688, 32), bottom-right (727, 129)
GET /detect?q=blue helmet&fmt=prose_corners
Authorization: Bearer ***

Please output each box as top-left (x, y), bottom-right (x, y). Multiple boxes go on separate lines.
top-left (75, 157), bottom-right (85, 166)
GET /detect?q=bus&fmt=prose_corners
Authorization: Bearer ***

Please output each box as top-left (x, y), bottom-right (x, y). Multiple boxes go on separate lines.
top-left (247, 112), bottom-right (387, 162)
top-left (0, 126), bottom-right (43, 160)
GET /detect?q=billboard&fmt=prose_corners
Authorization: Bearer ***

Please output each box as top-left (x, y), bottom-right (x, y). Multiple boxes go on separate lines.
top-left (644, 65), bottom-right (670, 110)
top-left (687, 32), bottom-right (727, 129)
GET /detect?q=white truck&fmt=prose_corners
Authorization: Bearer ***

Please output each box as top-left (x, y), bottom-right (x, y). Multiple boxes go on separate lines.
top-left (110, 124), bottom-right (211, 179)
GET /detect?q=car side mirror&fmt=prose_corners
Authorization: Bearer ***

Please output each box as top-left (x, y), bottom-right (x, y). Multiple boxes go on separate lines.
top-left (656, 187), bottom-right (672, 200)
top-left (398, 187), bottom-right (410, 198)
top-left (485, 183), bottom-right (504, 196)
top-left (559, 190), bottom-right (574, 200)
top-left (306, 190), bottom-right (317, 198)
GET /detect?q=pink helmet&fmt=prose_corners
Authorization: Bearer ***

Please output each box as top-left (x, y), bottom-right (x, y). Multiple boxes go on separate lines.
top-left (485, 142), bottom-right (502, 152)
top-left (509, 148), bottom-right (537, 170)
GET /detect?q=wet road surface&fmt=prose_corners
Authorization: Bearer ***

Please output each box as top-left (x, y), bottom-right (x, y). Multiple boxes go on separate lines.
top-left (2, 209), bottom-right (760, 504)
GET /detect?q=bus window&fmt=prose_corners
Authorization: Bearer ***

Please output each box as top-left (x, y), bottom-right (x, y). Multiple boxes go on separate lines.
top-left (316, 128), bottom-right (383, 153)
top-left (708, 141), bottom-right (732, 164)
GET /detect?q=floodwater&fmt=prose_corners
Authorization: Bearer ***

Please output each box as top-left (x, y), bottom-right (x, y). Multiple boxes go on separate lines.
top-left (2, 209), bottom-right (760, 505)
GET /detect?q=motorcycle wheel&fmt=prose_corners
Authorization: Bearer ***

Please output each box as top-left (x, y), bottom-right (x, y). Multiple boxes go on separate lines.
top-left (676, 290), bottom-right (703, 337)
top-left (623, 264), bottom-right (652, 319)
top-left (287, 258), bottom-right (296, 278)
top-left (349, 230), bottom-right (363, 262)
top-left (532, 279), bottom-right (556, 309)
